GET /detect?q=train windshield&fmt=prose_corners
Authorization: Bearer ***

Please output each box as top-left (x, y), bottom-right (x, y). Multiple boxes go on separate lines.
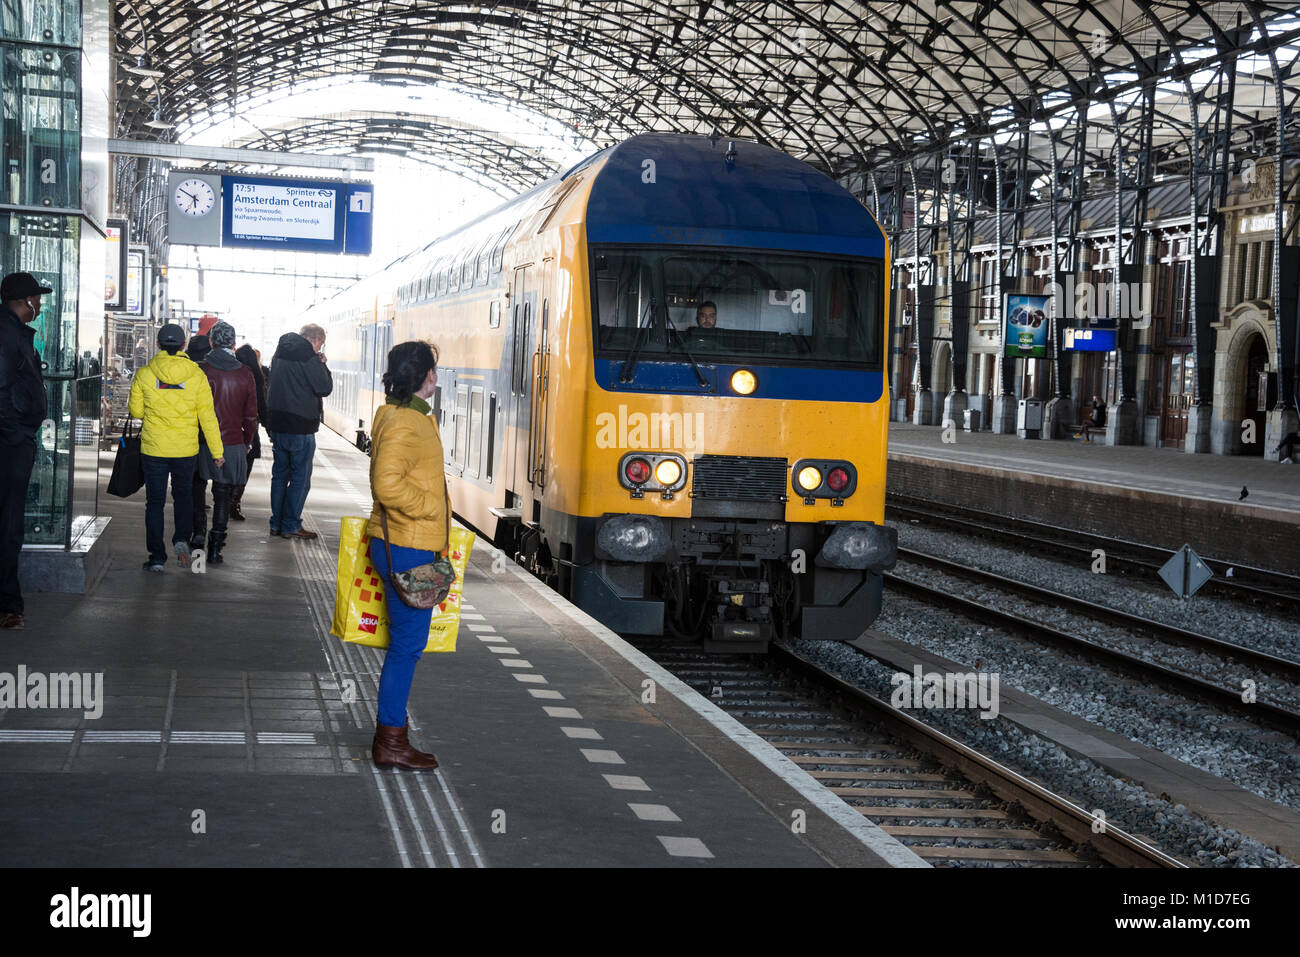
top-left (591, 245), bottom-right (883, 368)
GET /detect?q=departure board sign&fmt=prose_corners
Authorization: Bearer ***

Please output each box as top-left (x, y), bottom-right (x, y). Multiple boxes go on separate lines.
top-left (222, 175), bottom-right (349, 253)
top-left (126, 247), bottom-right (147, 316)
top-left (104, 218), bottom-right (127, 310)
top-left (1064, 327), bottom-right (1118, 351)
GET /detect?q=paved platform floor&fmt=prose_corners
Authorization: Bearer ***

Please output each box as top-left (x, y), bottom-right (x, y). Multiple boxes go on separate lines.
top-left (889, 421), bottom-right (1300, 515)
top-left (2, 427), bottom-right (919, 868)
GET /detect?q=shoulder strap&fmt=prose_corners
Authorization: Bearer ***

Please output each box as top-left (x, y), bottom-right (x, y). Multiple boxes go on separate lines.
top-left (378, 504), bottom-right (397, 577)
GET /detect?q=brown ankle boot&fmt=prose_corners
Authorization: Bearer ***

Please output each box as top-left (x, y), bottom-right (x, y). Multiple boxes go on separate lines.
top-left (372, 722), bottom-right (438, 771)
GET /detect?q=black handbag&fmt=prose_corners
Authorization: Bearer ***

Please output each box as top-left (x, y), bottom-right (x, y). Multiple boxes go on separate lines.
top-left (106, 421), bottom-right (145, 498)
top-left (378, 482), bottom-right (456, 609)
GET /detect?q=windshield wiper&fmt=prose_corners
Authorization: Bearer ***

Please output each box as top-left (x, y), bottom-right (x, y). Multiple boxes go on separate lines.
top-left (618, 297), bottom-right (656, 383)
top-left (665, 318), bottom-right (710, 388)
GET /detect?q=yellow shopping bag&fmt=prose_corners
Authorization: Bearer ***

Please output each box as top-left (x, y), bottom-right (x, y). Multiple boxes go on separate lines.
top-left (331, 516), bottom-right (475, 653)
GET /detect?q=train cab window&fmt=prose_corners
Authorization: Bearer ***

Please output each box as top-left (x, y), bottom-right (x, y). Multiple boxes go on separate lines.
top-left (590, 245), bottom-right (883, 368)
top-left (489, 301), bottom-right (500, 328)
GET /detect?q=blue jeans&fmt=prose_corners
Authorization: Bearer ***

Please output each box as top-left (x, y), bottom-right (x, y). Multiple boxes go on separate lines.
top-left (142, 454), bottom-right (197, 563)
top-left (370, 537), bottom-right (436, 728)
top-left (269, 432), bottom-right (315, 534)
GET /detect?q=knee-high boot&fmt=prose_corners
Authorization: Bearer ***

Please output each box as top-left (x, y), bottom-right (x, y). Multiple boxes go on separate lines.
top-left (207, 483), bottom-right (230, 564)
top-left (229, 483), bottom-right (246, 521)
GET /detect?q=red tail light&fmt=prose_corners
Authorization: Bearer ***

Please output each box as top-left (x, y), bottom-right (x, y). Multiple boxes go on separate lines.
top-left (827, 467), bottom-right (850, 493)
top-left (624, 458), bottom-right (651, 484)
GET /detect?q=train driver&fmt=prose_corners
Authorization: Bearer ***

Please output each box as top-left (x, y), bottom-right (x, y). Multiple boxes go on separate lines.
top-left (695, 301), bottom-right (719, 329)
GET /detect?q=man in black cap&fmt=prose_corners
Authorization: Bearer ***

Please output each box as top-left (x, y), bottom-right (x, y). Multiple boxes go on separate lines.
top-left (0, 271), bottom-right (52, 630)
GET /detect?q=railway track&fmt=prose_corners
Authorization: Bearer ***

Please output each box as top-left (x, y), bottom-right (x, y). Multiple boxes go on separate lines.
top-left (886, 495), bottom-right (1300, 611)
top-left (886, 552), bottom-right (1300, 737)
top-left (637, 638), bottom-right (1182, 868)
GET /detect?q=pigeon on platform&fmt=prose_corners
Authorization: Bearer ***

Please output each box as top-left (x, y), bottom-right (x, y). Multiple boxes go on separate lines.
top-left (1239, 486), bottom-right (1249, 501)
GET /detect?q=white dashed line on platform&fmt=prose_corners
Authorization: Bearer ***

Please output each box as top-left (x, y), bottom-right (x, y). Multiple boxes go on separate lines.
top-left (542, 706), bottom-right (582, 718)
top-left (513, 674), bottom-right (548, 684)
top-left (658, 836), bottom-right (713, 859)
top-left (500, 659), bottom-right (532, 668)
top-left (580, 749), bottom-right (625, 765)
top-left (529, 690), bottom-right (564, 699)
top-left (461, 613), bottom-right (486, 621)
top-left (561, 727), bottom-right (603, 740)
top-left (602, 774), bottom-right (650, 791)
top-left (478, 636), bottom-right (507, 643)
top-left (628, 804), bottom-right (681, 823)
top-left (467, 624), bottom-right (496, 633)
top-left (487, 647), bottom-right (519, 655)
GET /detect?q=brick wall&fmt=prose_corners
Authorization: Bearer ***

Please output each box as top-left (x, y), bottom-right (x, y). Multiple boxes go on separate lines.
top-left (887, 454), bottom-right (1300, 573)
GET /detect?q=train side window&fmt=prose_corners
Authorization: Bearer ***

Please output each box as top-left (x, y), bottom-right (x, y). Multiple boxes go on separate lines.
top-left (438, 266), bottom-right (449, 296)
top-left (521, 302), bottom-right (531, 398)
top-left (461, 251), bottom-right (475, 288)
top-left (454, 386), bottom-right (469, 468)
top-left (489, 301), bottom-right (500, 328)
top-left (434, 385), bottom-right (442, 423)
top-left (468, 388), bottom-right (483, 477)
top-left (486, 393), bottom-right (496, 482)
top-left (512, 304), bottom-right (522, 394)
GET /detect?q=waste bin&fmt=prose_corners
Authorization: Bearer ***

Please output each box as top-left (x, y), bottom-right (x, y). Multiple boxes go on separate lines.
top-left (1017, 398), bottom-right (1043, 439)
top-left (963, 409), bottom-right (982, 432)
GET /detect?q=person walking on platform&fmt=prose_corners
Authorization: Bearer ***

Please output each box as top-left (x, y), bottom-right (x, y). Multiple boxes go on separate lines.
top-left (185, 333), bottom-right (212, 550)
top-left (267, 323), bottom-right (331, 540)
top-left (231, 344), bottom-right (268, 520)
top-left (128, 324), bottom-right (225, 572)
top-left (367, 341), bottom-right (447, 771)
top-left (0, 272), bottom-right (51, 630)
top-left (199, 323), bottom-right (256, 564)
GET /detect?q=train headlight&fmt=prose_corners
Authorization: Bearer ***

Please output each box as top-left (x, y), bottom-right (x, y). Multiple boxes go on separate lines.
top-left (730, 369), bottom-right (757, 395)
top-left (625, 457), bottom-right (652, 485)
top-left (796, 466), bottom-right (823, 492)
top-left (655, 459), bottom-right (682, 486)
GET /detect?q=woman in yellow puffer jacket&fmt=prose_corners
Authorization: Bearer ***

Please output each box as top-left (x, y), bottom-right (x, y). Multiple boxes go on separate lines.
top-left (366, 340), bottom-right (448, 771)
top-left (128, 323), bottom-right (225, 571)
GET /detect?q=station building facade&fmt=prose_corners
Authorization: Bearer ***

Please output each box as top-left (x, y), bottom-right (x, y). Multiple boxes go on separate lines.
top-left (884, 158), bottom-right (1298, 458)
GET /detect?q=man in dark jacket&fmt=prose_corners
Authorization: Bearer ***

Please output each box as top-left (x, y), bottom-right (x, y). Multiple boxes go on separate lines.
top-left (0, 272), bottom-right (52, 630)
top-left (266, 323), bottom-right (331, 540)
top-left (186, 333), bottom-right (213, 549)
top-left (200, 322), bottom-right (257, 564)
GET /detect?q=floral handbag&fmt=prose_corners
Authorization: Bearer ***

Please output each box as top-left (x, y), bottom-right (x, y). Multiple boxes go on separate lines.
top-left (377, 483), bottom-right (456, 609)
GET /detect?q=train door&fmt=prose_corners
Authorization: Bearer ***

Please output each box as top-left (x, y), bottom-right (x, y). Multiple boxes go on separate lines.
top-left (506, 265), bottom-right (536, 510)
top-left (527, 259), bottom-right (554, 494)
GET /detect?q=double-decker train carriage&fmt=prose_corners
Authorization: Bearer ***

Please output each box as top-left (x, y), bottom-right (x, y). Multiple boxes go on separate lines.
top-left (314, 133), bottom-right (897, 651)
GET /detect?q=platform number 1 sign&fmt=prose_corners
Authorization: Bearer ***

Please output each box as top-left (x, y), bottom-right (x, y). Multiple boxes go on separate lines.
top-left (349, 191), bottom-right (371, 214)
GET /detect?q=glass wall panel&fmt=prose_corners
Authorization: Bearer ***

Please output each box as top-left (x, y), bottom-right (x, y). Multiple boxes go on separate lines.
top-left (70, 366), bottom-right (98, 538)
top-left (0, 210), bottom-right (80, 374)
top-left (0, 0), bottom-right (81, 47)
top-left (26, 375), bottom-right (71, 544)
top-left (1, 40), bottom-right (80, 209)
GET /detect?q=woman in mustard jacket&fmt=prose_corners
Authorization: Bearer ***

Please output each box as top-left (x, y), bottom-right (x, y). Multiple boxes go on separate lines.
top-left (128, 324), bottom-right (225, 571)
top-left (367, 340), bottom-right (448, 771)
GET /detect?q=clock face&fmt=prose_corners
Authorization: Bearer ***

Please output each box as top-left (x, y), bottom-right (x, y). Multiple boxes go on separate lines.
top-left (174, 178), bottom-right (216, 218)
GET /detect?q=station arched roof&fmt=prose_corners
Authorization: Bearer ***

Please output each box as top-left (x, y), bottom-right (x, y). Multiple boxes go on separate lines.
top-left (115, 0), bottom-right (1300, 187)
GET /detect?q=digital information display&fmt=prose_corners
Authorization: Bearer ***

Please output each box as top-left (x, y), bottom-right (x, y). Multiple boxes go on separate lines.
top-left (1064, 327), bottom-right (1118, 351)
top-left (105, 219), bottom-right (127, 311)
top-left (126, 247), bottom-right (147, 316)
top-left (221, 176), bottom-right (373, 255)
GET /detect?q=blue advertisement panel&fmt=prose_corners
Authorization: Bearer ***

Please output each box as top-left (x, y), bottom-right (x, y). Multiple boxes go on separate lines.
top-left (222, 175), bottom-right (349, 253)
top-left (1064, 327), bottom-right (1118, 351)
top-left (344, 185), bottom-right (374, 256)
top-left (1003, 293), bottom-right (1050, 359)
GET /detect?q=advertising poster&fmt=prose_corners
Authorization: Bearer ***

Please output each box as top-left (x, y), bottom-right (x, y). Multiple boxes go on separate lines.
top-left (126, 248), bottom-right (146, 316)
top-left (1003, 293), bottom-right (1050, 359)
top-left (104, 218), bottom-right (127, 310)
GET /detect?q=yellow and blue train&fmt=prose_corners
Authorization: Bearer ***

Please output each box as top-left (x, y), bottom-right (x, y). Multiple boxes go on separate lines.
top-left (311, 134), bottom-right (896, 650)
